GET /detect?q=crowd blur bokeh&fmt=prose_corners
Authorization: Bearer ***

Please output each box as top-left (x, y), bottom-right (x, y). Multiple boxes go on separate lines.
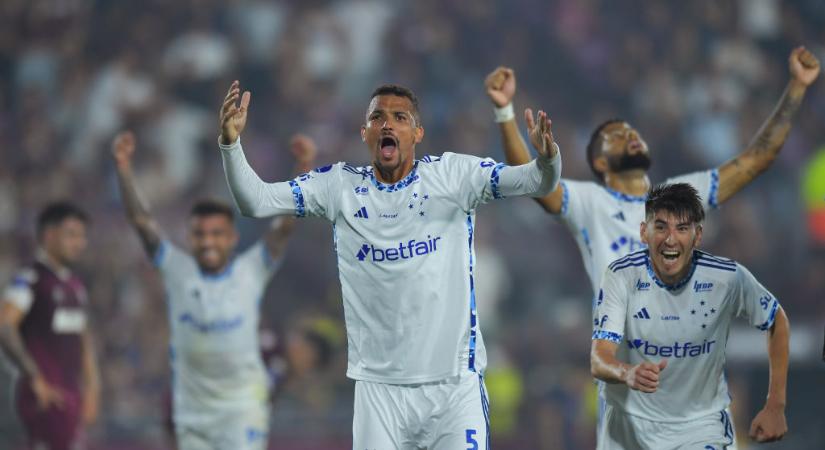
top-left (1, 1), bottom-right (824, 449)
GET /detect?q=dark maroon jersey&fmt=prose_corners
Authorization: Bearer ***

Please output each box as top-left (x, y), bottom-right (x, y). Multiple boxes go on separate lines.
top-left (8, 260), bottom-right (88, 392)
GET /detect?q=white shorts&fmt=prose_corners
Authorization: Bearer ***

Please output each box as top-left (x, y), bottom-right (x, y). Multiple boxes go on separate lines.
top-left (597, 403), bottom-right (736, 450)
top-left (353, 372), bottom-right (490, 450)
top-left (175, 404), bottom-right (269, 450)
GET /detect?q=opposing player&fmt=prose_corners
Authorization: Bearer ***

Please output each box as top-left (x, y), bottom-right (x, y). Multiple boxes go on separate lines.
top-left (0, 202), bottom-right (101, 450)
top-left (112, 131), bottom-right (314, 450)
top-left (590, 183), bottom-right (789, 449)
top-left (218, 80), bottom-right (561, 448)
top-left (487, 46), bottom-right (820, 300)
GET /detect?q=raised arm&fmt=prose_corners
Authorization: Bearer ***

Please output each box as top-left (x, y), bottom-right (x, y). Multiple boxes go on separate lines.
top-left (485, 67), bottom-right (565, 213)
top-left (716, 47), bottom-right (820, 204)
top-left (748, 307), bottom-right (789, 443)
top-left (590, 339), bottom-right (667, 393)
top-left (219, 81), bottom-right (302, 218)
top-left (111, 131), bottom-right (163, 258)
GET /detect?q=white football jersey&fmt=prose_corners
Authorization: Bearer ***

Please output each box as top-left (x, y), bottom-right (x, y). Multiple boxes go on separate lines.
top-left (155, 240), bottom-right (280, 426)
top-left (557, 170), bottom-right (719, 299)
top-left (221, 138), bottom-right (561, 384)
top-left (592, 249), bottom-right (780, 422)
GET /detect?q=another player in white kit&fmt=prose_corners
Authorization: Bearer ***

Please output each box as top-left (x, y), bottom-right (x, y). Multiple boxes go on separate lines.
top-left (217, 80), bottom-right (562, 448)
top-left (111, 131), bottom-right (314, 450)
top-left (590, 183), bottom-right (789, 449)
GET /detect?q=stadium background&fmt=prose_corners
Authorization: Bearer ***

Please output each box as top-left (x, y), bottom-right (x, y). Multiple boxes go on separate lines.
top-left (1, 0), bottom-right (824, 448)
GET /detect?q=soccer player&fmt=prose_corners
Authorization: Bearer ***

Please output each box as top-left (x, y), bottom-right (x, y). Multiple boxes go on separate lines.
top-left (111, 131), bottom-right (314, 450)
top-left (487, 46), bottom-right (820, 300)
top-left (218, 80), bottom-right (562, 448)
top-left (0, 202), bottom-right (101, 450)
top-left (590, 183), bottom-right (789, 449)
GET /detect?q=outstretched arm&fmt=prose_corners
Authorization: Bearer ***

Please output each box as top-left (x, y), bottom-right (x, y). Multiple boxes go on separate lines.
top-left (485, 67), bottom-right (565, 213)
top-left (749, 307), bottom-right (789, 443)
top-left (219, 81), bottom-right (311, 218)
top-left (716, 47), bottom-right (820, 204)
top-left (111, 131), bottom-right (163, 258)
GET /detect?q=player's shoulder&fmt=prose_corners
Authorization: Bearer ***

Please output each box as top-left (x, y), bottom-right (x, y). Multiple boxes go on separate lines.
top-left (607, 249), bottom-right (649, 273)
top-left (694, 250), bottom-right (738, 274)
top-left (8, 264), bottom-right (39, 288)
top-left (436, 151), bottom-right (495, 167)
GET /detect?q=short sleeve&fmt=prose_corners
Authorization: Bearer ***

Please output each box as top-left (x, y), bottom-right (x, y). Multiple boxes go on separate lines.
top-left (236, 241), bottom-right (282, 286)
top-left (665, 169), bottom-right (719, 210)
top-left (592, 268), bottom-right (629, 344)
top-left (2, 268), bottom-right (36, 313)
top-left (732, 263), bottom-right (780, 331)
top-left (557, 179), bottom-right (595, 229)
top-left (291, 163), bottom-right (344, 221)
top-left (153, 240), bottom-right (195, 281)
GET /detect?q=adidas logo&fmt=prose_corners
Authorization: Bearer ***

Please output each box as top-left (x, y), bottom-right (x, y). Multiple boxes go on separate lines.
top-left (353, 206), bottom-right (369, 219)
top-left (612, 211), bottom-right (626, 221)
top-left (633, 307), bottom-right (651, 319)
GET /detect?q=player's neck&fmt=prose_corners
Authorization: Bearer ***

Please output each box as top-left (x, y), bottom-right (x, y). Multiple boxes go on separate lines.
top-left (604, 170), bottom-right (650, 197)
top-left (373, 160), bottom-right (414, 185)
top-left (37, 248), bottom-right (71, 276)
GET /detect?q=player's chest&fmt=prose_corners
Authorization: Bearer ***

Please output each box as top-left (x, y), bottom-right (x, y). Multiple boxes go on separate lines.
top-left (31, 278), bottom-right (87, 334)
top-left (590, 202), bottom-right (647, 256)
top-left (623, 283), bottom-right (730, 342)
top-left (172, 280), bottom-right (252, 324)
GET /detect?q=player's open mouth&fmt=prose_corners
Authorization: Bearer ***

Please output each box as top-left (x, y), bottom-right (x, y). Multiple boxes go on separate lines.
top-left (661, 250), bottom-right (680, 262)
top-left (380, 136), bottom-right (398, 159)
top-left (627, 140), bottom-right (643, 152)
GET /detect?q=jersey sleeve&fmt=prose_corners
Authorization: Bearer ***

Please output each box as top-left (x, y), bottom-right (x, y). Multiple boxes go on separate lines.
top-left (2, 268), bottom-right (36, 313)
top-left (440, 151), bottom-right (560, 211)
top-left (665, 169), bottom-right (720, 210)
top-left (556, 179), bottom-right (595, 229)
top-left (592, 267), bottom-right (629, 344)
top-left (290, 163), bottom-right (344, 221)
top-left (732, 263), bottom-right (780, 331)
top-left (153, 240), bottom-right (196, 282)
top-left (236, 241), bottom-right (282, 286)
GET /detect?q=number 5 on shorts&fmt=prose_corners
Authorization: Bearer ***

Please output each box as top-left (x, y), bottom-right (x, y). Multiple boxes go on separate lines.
top-left (465, 429), bottom-right (478, 450)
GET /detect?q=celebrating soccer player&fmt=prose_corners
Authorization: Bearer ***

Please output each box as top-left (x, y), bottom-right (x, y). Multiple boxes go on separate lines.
top-left (112, 131), bottom-right (314, 450)
top-left (0, 202), bottom-right (101, 450)
top-left (218, 80), bottom-right (561, 448)
top-left (590, 183), bottom-right (789, 449)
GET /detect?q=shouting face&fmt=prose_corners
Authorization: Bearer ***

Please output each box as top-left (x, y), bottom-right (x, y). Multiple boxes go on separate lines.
top-left (361, 95), bottom-right (424, 183)
top-left (641, 210), bottom-right (702, 285)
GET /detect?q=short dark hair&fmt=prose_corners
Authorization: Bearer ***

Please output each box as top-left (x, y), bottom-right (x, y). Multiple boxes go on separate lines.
top-left (586, 118), bottom-right (624, 183)
top-left (37, 201), bottom-right (89, 237)
top-left (370, 84), bottom-right (421, 124)
top-left (190, 199), bottom-right (235, 222)
top-left (645, 183), bottom-right (705, 224)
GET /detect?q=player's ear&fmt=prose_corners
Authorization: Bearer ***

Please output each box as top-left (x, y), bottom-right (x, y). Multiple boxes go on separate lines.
top-left (360, 125), bottom-right (366, 142)
top-left (593, 156), bottom-right (608, 178)
top-left (640, 221), bottom-right (649, 245)
top-left (414, 125), bottom-right (424, 144)
top-left (693, 224), bottom-right (703, 248)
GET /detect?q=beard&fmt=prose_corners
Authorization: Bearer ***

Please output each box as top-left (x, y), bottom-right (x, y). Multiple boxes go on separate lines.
top-left (607, 151), bottom-right (651, 173)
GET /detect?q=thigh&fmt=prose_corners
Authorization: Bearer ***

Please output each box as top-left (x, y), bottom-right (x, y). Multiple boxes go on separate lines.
top-left (353, 380), bottom-right (407, 450)
top-left (677, 409), bottom-right (736, 450)
top-left (18, 390), bottom-right (81, 450)
top-left (596, 404), bottom-right (645, 450)
top-left (176, 404), bottom-right (270, 450)
top-left (428, 375), bottom-right (489, 450)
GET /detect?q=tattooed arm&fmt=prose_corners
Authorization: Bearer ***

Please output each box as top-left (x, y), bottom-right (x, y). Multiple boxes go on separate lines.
top-left (716, 46), bottom-right (820, 204)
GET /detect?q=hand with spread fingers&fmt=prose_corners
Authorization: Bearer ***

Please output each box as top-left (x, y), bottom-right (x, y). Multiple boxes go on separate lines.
top-left (219, 80), bottom-right (251, 145)
top-left (525, 108), bottom-right (558, 159)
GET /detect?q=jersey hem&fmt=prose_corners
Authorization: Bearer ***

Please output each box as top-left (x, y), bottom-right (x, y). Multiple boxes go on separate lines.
top-left (345, 368), bottom-right (469, 385)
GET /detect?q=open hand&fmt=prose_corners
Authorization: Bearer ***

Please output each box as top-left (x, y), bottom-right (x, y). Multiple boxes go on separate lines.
top-left (220, 80), bottom-right (251, 145)
top-left (525, 108), bottom-right (558, 158)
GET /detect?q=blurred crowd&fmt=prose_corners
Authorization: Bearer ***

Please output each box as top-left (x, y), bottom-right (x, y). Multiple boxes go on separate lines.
top-left (1, 0), bottom-right (824, 448)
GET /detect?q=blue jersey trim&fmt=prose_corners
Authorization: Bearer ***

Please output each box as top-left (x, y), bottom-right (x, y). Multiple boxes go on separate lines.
top-left (369, 162), bottom-right (420, 192)
top-left (695, 262), bottom-right (737, 272)
top-left (153, 240), bottom-right (168, 268)
top-left (466, 214), bottom-right (478, 372)
top-left (720, 409), bottom-right (734, 444)
top-left (288, 180), bottom-right (306, 217)
top-left (560, 181), bottom-right (570, 216)
top-left (490, 162), bottom-right (507, 199)
top-left (646, 251), bottom-right (697, 291)
top-left (592, 330), bottom-right (623, 343)
top-left (756, 300), bottom-right (779, 331)
top-left (478, 374), bottom-right (490, 450)
top-left (708, 169), bottom-right (720, 209)
top-left (695, 251), bottom-right (736, 266)
top-left (608, 249), bottom-right (648, 269)
top-left (604, 186), bottom-right (646, 203)
top-left (612, 261), bottom-right (646, 272)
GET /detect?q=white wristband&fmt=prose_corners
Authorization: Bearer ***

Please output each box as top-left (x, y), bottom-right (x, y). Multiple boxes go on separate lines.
top-left (493, 103), bottom-right (515, 123)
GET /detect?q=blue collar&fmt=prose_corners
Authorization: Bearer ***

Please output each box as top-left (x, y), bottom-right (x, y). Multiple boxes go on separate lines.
top-left (369, 162), bottom-right (420, 192)
top-left (604, 186), bottom-right (647, 203)
top-left (200, 259), bottom-right (234, 281)
top-left (645, 250), bottom-right (697, 291)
